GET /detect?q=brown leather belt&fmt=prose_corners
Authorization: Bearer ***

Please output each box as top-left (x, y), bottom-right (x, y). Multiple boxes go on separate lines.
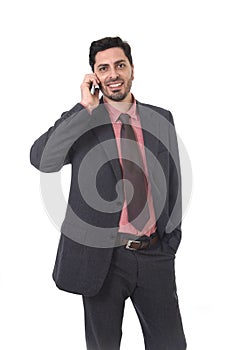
top-left (122, 234), bottom-right (159, 251)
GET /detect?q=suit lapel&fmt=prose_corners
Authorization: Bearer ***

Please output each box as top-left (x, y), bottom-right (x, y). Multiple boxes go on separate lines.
top-left (90, 102), bottom-right (122, 181)
top-left (137, 101), bottom-right (159, 173)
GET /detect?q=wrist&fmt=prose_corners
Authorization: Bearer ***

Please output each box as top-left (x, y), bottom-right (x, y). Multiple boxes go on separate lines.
top-left (81, 99), bottom-right (99, 114)
top-left (80, 101), bottom-right (88, 109)
top-left (80, 101), bottom-right (94, 115)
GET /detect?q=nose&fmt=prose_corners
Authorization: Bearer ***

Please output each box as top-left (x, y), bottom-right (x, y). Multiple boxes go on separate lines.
top-left (109, 66), bottom-right (119, 80)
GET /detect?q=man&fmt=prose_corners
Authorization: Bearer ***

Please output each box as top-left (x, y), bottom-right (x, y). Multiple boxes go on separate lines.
top-left (30, 37), bottom-right (186, 350)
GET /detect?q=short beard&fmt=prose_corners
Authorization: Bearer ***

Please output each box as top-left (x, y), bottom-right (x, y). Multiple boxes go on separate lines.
top-left (107, 91), bottom-right (129, 101)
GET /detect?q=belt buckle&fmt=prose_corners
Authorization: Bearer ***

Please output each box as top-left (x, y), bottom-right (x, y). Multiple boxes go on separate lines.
top-left (125, 239), bottom-right (141, 250)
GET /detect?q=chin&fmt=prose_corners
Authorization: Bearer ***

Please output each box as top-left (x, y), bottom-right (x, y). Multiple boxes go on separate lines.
top-left (110, 94), bottom-right (126, 101)
top-left (103, 91), bottom-right (128, 101)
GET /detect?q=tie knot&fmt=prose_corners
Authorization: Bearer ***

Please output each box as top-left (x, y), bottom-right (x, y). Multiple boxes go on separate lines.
top-left (119, 113), bottom-right (130, 124)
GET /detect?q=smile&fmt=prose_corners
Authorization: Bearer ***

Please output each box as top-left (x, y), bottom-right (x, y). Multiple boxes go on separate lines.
top-left (108, 82), bottom-right (123, 88)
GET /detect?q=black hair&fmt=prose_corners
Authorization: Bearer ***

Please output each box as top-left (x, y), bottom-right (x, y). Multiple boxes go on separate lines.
top-left (89, 36), bottom-right (133, 71)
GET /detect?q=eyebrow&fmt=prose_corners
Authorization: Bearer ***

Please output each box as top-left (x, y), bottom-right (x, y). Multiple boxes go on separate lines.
top-left (97, 59), bottom-right (127, 68)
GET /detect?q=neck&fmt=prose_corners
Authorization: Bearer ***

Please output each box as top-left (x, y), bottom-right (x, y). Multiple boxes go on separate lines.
top-left (103, 93), bottom-right (133, 113)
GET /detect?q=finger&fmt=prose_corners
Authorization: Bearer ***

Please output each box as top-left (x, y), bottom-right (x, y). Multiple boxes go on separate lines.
top-left (90, 79), bottom-right (99, 90)
top-left (83, 74), bottom-right (95, 84)
top-left (91, 75), bottom-right (100, 88)
top-left (81, 74), bottom-right (99, 92)
top-left (93, 73), bottom-right (100, 85)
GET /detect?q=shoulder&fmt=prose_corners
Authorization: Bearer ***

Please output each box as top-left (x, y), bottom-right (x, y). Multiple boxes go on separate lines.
top-left (136, 100), bottom-right (174, 124)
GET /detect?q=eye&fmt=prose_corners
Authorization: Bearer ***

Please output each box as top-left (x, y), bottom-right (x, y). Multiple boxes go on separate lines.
top-left (118, 63), bottom-right (126, 69)
top-left (99, 66), bottom-right (108, 72)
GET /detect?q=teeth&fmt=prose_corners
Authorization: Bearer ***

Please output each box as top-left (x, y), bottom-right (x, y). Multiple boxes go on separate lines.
top-left (109, 83), bottom-right (122, 87)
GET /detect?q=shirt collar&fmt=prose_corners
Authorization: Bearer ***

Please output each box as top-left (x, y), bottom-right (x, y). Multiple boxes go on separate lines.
top-left (104, 94), bottom-right (138, 123)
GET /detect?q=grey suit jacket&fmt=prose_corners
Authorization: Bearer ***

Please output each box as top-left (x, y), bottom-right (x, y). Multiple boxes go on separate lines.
top-left (30, 99), bottom-right (182, 296)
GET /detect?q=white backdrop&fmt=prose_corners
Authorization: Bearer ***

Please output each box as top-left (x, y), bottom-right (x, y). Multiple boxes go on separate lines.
top-left (1, 0), bottom-right (232, 349)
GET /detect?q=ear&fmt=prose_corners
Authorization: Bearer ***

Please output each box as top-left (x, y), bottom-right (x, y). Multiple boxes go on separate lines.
top-left (131, 64), bottom-right (135, 80)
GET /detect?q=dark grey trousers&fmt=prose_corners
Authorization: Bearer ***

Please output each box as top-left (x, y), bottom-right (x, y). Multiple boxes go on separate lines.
top-left (82, 238), bottom-right (186, 350)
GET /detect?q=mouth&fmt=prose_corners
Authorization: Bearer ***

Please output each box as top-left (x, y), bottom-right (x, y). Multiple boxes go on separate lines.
top-left (107, 82), bottom-right (124, 90)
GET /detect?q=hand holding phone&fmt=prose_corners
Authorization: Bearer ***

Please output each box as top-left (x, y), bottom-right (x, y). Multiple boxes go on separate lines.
top-left (80, 74), bottom-right (100, 113)
top-left (90, 83), bottom-right (100, 95)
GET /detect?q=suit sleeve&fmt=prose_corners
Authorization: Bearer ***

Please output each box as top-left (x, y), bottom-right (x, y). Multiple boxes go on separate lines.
top-left (30, 103), bottom-right (87, 172)
top-left (164, 111), bottom-right (182, 253)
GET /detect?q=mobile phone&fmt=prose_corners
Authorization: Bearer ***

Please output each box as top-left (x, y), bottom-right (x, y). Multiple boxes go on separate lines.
top-left (91, 84), bottom-right (99, 95)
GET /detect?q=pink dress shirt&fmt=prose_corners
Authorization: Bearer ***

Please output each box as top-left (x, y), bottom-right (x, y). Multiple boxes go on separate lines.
top-left (104, 97), bottom-right (157, 237)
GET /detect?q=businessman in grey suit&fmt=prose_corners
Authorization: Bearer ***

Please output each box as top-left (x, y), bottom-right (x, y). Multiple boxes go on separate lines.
top-left (30, 37), bottom-right (186, 350)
